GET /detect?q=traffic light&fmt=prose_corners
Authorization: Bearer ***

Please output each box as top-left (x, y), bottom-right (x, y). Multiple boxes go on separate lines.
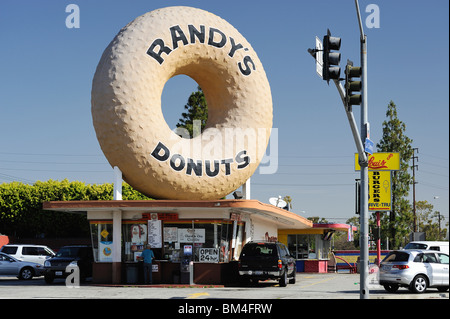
top-left (345, 60), bottom-right (362, 106)
top-left (323, 29), bottom-right (341, 83)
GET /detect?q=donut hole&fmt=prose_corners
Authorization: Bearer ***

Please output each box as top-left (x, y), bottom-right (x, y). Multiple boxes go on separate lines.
top-left (161, 75), bottom-right (208, 139)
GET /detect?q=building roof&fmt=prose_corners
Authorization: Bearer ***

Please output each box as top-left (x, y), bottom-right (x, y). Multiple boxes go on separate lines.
top-left (313, 223), bottom-right (358, 232)
top-left (43, 199), bottom-right (313, 230)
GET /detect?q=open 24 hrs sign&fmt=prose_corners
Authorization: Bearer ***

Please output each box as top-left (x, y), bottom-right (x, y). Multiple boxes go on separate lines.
top-left (199, 248), bottom-right (219, 263)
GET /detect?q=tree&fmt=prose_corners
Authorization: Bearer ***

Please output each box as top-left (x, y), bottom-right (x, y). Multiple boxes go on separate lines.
top-left (415, 200), bottom-right (448, 240)
top-left (307, 217), bottom-right (329, 224)
top-left (0, 180), bottom-right (151, 239)
top-left (375, 101), bottom-right (414, 249)
top-left (176, 86), bottom-right (208, 138)
top-left (283, 196), bottom-right (293, 210)
top-left (329, 217), bottom-right (359, 250)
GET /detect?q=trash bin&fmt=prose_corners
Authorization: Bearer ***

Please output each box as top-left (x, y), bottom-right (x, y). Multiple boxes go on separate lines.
top-left (126, 263), bottom-right (139, 284)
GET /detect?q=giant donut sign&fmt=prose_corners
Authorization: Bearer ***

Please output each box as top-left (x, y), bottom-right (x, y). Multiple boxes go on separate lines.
top-left (91, 6), bottom-right (273, 200)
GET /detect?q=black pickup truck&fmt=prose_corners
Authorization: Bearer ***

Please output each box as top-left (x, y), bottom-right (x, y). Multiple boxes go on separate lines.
top-left (238, 241), bottom-right (296, 287)
top-left (44, 245), bottom-right (93, 284)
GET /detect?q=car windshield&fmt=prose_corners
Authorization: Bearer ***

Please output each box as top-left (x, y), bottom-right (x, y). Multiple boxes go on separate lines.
top-left (404, 243), bottom-right (428, 250)
top-left (383, 251), bottom-right (410, 262)
top-left (241, 244), bottom-right (277, 257)
top-left (55, 247), bottom-right (80, 258)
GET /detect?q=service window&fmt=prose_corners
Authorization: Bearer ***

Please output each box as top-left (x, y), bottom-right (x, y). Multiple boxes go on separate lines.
top-left (90, 222), bottom-right (113, 262)
top-left (122, 222), bottom-right (148, 261)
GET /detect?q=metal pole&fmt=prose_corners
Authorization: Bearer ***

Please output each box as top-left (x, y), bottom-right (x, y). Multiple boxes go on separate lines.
top-left (376, 211), bottom-right (381, 267)
top-left (359, 35), bottom-right (369, 300)
top-left (412, 148), bottom-right (419, 232)
top-left (355, 0), bottom-right (370, 299)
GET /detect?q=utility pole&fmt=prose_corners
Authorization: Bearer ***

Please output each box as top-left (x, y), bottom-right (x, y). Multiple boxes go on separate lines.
top-left (434, 196), bottom-right (441, 239)
top-left (412, 148), bottom-right (419, 232)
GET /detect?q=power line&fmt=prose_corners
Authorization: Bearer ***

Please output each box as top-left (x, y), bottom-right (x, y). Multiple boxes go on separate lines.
top-left (417, 181), bottom-right (449, 191)
top-left (252, 182), bottom-right (352, 187)
top-left (0, 173), bottom-right (35, 184)
top-left (0, 167), bottom-right (110, 173)
top-left (0, 151), bottom-right (103, 157)
top-left (0, 160), bottom-right (107, 165)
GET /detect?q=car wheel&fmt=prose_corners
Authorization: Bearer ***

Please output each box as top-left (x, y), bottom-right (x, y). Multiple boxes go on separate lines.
top-left (44, 273), bottom-right (55, 284)
top-left (239, 277), bottom-right (251, 286)
top-left (409, 275), bottom-right (428, 293)
top-left (279, 270), bottom-right (288, 287)
top-left (383, 284), bottom-right (399, 293)
top-left (18, 267), bottom-right (34, 280)
top-left (289, 270), bottom-right (296, 284)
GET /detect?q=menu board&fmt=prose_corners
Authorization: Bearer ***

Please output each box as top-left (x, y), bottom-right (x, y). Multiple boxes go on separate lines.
top-left (148, 219), bottom-right (162, 248)
top-left (164, 227), bottom-right (178, 242)
top-left (178, 228), bottom-right (205, 243)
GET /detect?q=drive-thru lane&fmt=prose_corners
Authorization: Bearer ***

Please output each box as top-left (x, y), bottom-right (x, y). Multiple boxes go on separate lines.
top-left (0, 273), bottom-right (448, 299)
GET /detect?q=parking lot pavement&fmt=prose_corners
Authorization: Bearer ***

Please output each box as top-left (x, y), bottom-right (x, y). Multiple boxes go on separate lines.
top-left (0, 274), bottom-right (448, 300)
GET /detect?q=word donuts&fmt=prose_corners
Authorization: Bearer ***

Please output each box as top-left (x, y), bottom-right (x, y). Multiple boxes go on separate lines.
top-left (91, 6), bottom-right (273, 200)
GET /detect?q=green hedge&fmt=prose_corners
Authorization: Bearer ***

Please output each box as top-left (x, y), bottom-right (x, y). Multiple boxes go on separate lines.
top-left (0, 179), bottom-right (151, 238)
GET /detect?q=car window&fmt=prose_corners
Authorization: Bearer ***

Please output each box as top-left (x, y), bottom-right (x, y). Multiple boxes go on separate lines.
top-left (404, 243), bottom-right (428, 250)
top-left (383, 251), bottom-right (410, 262)
top-left (39, 248), bottom-right (54, 256)
top-left (1, 246), bottom-right (18, 255)
top-left (438, 254), bottom-right (449, 264)
top-left (423, 253), bottom-right (438, 263)
top-left (0, 254), bottom-right (13, 262)
top-left (429, 246), bottom-right (440, 251)
top-left (278, 245), bottom-right (287, 257)
top-left (241, 244), bottom-right (277, 257)
top-left (23, 247), bottom-right (39, 255)
top-left (56, 247), bottom-right (80, 258)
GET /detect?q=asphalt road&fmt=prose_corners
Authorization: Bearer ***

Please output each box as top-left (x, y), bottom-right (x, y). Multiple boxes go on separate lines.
top-left (0, 273), bottom-right (448, 300)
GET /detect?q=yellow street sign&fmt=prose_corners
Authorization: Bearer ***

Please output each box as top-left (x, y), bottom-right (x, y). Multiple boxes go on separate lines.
top-left (355, 152), bottom-right (400, 171)
top-left (100, 229), bottom-right (109, 239)
top-left (369, 171), bottom-right (391, 211)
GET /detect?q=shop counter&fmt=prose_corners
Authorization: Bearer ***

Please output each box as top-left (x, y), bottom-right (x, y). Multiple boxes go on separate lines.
top-left (295, 259), bottom-right (329, 273)
top-left (114, 260), bottom-right (240, 285)
top-left (304, 259), bottom-right (328, 273)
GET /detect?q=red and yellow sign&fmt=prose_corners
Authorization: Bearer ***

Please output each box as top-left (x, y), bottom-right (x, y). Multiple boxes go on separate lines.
top-left (355, 152), bottom-right (400, 171)
top-left (369, 171), bottom-right (391, 211)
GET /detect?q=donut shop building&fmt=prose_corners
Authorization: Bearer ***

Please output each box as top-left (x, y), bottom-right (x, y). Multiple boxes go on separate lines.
top-left (44, 199), bottom-right (312, 285)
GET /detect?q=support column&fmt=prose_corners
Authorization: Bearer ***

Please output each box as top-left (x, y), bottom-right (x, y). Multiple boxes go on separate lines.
top-left (242, 178), bottom-right (251, 199)
top-left (112, 210), bottom-right (122, 284)
top-left (113, 166), bottom-right (122, 200)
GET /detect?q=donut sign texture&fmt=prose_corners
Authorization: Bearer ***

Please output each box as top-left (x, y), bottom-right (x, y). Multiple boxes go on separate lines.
top-left (92, 6), bottom-right (273, 200)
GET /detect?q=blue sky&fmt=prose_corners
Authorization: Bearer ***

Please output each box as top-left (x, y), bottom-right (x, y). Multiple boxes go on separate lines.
top-left (0, 0), bottom-right (448, 223)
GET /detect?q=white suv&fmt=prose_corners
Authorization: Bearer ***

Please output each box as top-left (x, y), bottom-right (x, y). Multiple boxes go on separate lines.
top-left (0, 244), bottom-right (55, 265)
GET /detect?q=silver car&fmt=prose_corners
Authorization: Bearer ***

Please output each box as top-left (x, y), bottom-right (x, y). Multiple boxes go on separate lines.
top-left (0, 252), bottom-right (44, 280)
top-left (380, 250), bottom-right (449, 293)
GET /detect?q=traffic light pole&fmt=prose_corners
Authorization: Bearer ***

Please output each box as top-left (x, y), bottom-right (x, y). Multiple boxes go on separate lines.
top-left (308, 0), bottom-right (370, 299)
top-left (332, 0), bottom-right (370, 299)
top-left (356, 0), bottom-right (370, 299)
